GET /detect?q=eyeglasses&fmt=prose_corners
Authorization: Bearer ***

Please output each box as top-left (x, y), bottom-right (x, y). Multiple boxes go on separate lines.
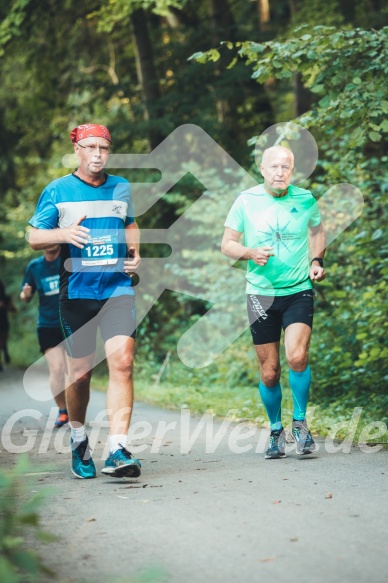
top-left (77, 143), bottom-right (111, 154)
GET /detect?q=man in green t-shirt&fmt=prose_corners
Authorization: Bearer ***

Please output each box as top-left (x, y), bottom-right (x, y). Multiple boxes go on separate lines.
top-left (221, 145), bottom-right (326, 459)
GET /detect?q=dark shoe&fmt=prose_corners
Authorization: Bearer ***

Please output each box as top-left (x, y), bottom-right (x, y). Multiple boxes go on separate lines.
top-left (265, 428), bottom-right (286, 459)
top-left (291, 419), bottom-right (317, 455)
top-left (71, 437), bottom-right (96, 479)
top-left (54, 409), bottom-right (69, 428)
top-left (101, 445), bottom-right (141, 478)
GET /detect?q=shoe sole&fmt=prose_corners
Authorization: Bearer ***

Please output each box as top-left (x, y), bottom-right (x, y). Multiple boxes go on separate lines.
top-left (265, 453), bottom-right (286, 459)
top-left (101, 463), bottom-right (141, 478)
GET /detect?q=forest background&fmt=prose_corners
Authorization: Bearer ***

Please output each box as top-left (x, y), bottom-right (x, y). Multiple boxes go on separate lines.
top-left (0, 0), bottom-right (387, 441)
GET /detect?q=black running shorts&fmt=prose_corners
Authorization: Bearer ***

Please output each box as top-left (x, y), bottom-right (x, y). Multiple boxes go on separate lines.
top-left (37, 327), bottom-right (64, 354)
top-left (247, 290), bottom-right (314, 345)
top-left (59, 295), bottom-right (136, 358)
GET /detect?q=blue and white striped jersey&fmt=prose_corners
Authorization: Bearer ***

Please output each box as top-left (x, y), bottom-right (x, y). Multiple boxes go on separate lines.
top-left (29, 173), bottom-right (135, 300)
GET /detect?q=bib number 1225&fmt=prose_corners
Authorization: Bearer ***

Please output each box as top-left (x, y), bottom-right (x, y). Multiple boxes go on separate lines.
top-left (81, 236), bottom-right (118, 266)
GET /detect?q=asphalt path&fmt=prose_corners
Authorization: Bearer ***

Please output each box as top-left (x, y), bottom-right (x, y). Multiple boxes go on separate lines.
top-left (0, 367), bottom-right (387, 583)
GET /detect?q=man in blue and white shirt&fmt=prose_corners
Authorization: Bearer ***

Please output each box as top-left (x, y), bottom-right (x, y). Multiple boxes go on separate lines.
top-left (28, 123), bottom-right (141, 480)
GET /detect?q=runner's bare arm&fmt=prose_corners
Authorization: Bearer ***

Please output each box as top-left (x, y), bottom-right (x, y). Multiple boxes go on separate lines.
top-left (124, 221), bottom-right (141, 272)
top-left (20, 284), bottom-right (34, 303)
top-left (309, 222), bottom-right (326, 281)
top-left (221, 227), bottom-right (273, 266)
top-left (28, 217), bottom-right (90, 250)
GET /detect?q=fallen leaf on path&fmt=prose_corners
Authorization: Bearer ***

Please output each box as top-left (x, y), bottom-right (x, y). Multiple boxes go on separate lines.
top-left (258, 557), bottom-right (276, 563)
top-left (273, 500), bottom-right (282, 504)
top-left (86, 518), bottom-right (96, 522)
top-left (325, 493), bottom-right (333, 499)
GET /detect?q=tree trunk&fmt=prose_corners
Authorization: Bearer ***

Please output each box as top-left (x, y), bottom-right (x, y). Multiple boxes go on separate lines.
top-left (130, 8), bottom-right (165, 149)
top-left (211, 0), bottom-right (237, 43)
top-left (288, 0), bottom-right (313, 115)
top-left (210, 0), bottom-right (238, 125)
top-left (294, 73), bottom-right (313, 116)
top-left (257, 0), bottom-right (270, 30)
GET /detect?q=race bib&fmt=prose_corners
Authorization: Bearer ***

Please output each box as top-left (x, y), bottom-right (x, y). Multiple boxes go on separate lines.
top-left (42, 275), bottom-right (60, 296)
top-left (81, 235), bottom-right (118, 266)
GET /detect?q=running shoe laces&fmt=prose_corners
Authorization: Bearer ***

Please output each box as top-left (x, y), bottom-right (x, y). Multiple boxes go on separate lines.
top-left (101, 444), bottom-right (141, 478)
top-left (292, 419), bottom-right (317, 455)
top-left (265, 428), bottom-right (286, 459)
top-left (71, 437), bottom-right (96, 479)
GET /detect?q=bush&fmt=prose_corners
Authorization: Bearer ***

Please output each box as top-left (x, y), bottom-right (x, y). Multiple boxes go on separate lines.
top-left (0, 456), bottom-right (54, 583)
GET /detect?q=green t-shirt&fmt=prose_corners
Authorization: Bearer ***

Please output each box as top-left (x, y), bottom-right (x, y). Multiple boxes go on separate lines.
top-left (224, 184), bottom-right (321, 296)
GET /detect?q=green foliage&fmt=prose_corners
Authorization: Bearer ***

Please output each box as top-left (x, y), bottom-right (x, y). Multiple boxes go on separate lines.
top-left (307, 154), bottom-right (388, 399)
top-left (0, 0), bottom-right (32, 56)
top-left (192, 26), bottom-right (388, 147)
top-left (89, 0), bottom-right (187, 33)
top-left (0, 456), bottom-right (55, 583)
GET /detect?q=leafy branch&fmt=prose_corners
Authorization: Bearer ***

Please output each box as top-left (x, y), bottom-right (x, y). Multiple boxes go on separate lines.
top-left (190, 26), bottom-right (388, 148)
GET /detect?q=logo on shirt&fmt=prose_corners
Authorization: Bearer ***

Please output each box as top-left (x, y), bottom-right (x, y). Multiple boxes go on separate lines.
top-left (258, 218), bottom-right (301, 255)
top-left (290, 207), bottom-right (299, 213)
top-left (112, 202), bottom-right (127, 216)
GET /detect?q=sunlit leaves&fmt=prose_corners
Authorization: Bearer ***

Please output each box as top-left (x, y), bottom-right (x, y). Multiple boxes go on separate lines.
top-left (191, 26), bottom-right (388, 146)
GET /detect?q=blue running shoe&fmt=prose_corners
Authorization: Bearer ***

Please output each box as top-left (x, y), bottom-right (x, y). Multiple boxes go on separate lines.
top-left (265, 428), bottom-right (286, 459)
top-left (54, 409), bottom-right (69, 428)
top-left (292, 419), bottom-right (317, 455)
top-left (101, 445), bottom-right (141, 478)
top-left (71, 437), bottom-right (96, 479)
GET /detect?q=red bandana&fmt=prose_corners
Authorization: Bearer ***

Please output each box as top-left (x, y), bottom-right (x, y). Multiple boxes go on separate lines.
top-left (70, 124), bottom-right (112, 144)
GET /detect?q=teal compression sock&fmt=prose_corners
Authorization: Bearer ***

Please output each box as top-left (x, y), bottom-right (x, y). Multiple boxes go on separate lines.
top-left (289, 365), bottom-right (311, 421)
top-left (258, 380), bottom-right (282, 430)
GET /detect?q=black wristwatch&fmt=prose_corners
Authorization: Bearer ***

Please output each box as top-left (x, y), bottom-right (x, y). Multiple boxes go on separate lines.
top-left (311, 257), bottom-right (324, 268)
